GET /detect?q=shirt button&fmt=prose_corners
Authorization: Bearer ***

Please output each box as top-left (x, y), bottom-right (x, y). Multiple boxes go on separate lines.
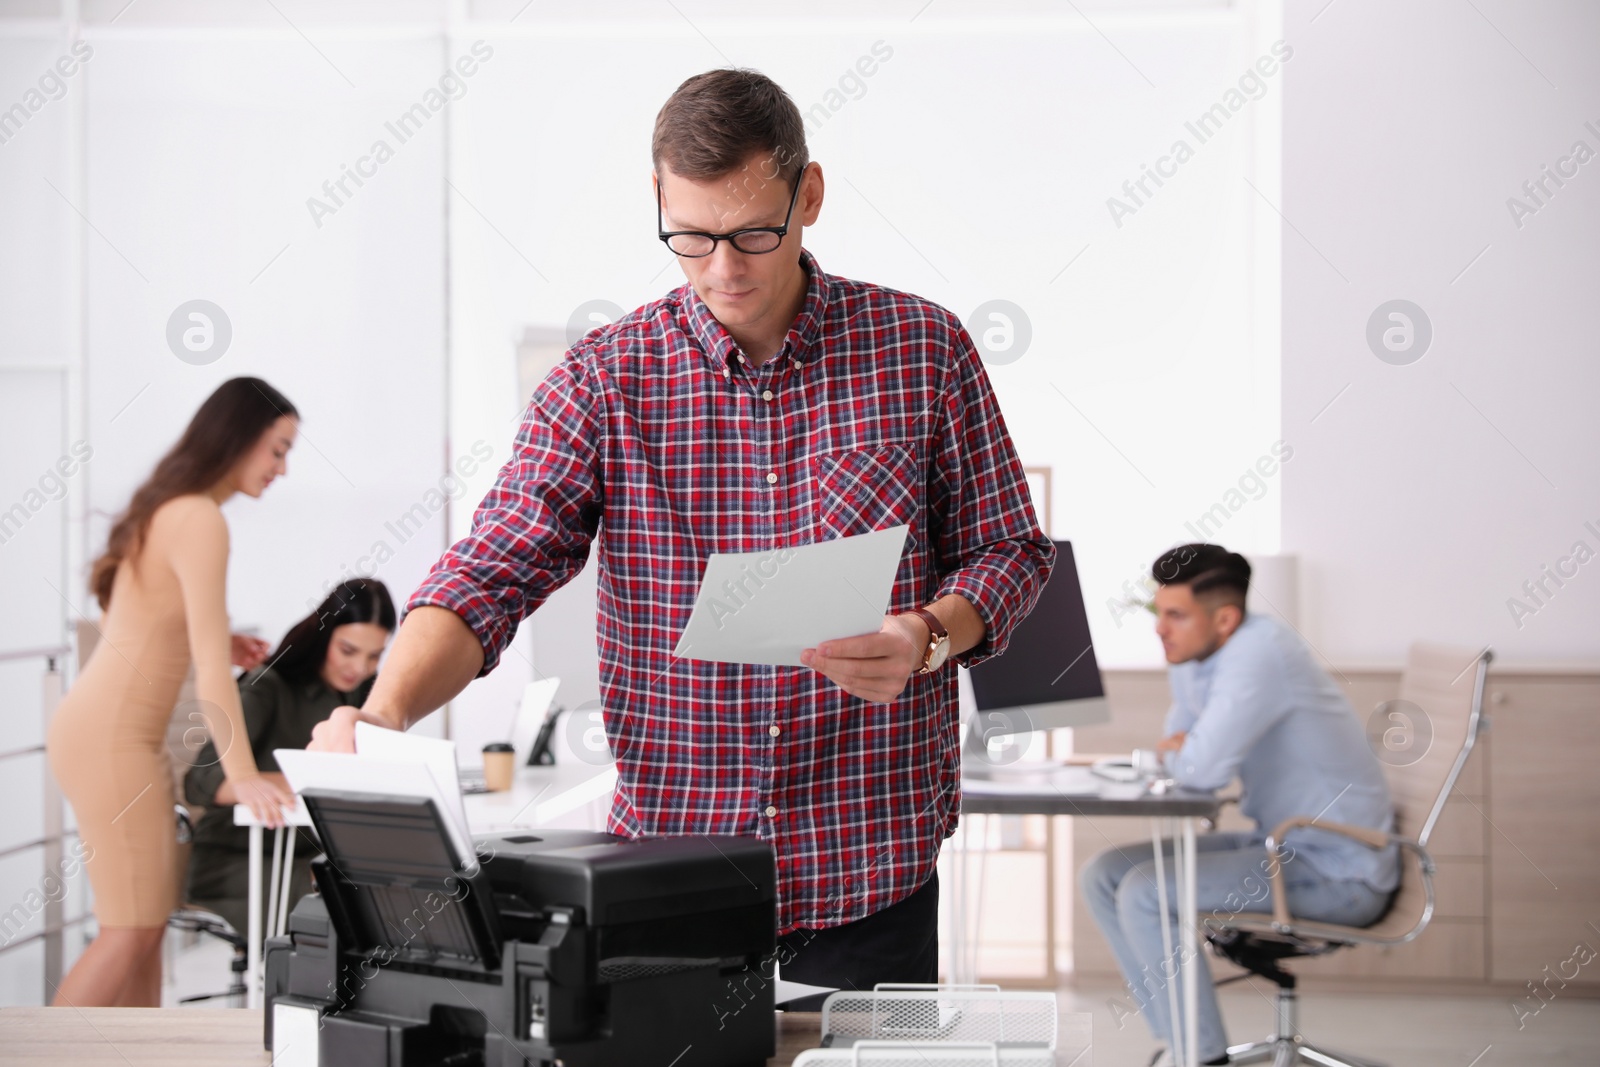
top-left (765, 805), bottom-right (778, 818)
top-left (791, 359), bottom-right (801, 369)
top-left (769, 725), bottom-right (781, 737)
top-left (765, 472), bottom-right (778, 485)
top-left (762, 389), bottom-right (774, 402)
top-left (737, 353), bottom-right (747, 364)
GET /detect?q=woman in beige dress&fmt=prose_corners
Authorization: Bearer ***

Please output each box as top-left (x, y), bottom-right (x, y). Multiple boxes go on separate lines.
top-left (46, 377), bottom-right (298, 1007)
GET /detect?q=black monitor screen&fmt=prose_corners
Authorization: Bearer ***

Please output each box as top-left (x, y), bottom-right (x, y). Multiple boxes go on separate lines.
top-left (968, 540), bottom-right (1104, 710)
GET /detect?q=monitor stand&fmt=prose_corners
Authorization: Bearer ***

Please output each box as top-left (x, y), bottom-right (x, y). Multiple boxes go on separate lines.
top-left (959, 726), bottom-right (1069, 783)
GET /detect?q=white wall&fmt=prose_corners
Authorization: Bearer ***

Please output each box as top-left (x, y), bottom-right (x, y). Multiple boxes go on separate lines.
top-left (78, 29), bottom-right (452, 728)
top-left (1280, 0), bottom-right (1600, 664)
top-left (0, 21), bottom-right (89, 1004)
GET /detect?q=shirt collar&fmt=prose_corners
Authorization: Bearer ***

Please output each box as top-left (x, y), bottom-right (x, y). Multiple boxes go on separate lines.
top-left (1190, 613), bottom-right (1267, 679)
top-left (680, 247), bottom-right (830, 371)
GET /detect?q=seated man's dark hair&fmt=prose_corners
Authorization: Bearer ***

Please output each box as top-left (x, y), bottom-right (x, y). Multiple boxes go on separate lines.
top-left (1151, 543), bottom-right (1251, 611)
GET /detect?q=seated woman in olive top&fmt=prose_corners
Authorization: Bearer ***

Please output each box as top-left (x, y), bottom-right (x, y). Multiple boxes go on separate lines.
top-left (183, 577), bottom-right (395, 938)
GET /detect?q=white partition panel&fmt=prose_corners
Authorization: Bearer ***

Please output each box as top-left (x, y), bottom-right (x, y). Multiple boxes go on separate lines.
top-left (82, 31), bottom-right (449, 723)
top-left (1280, 0), bottom-right (1600, 662)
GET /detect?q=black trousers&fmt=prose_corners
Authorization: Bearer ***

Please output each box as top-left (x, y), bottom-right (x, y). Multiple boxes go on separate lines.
top-left (775, 872), bottom-right (939, 1011)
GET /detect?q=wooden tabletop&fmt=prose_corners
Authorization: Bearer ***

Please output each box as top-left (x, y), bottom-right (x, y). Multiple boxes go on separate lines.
top-left (0, 1007), bottom-right (827, 1065)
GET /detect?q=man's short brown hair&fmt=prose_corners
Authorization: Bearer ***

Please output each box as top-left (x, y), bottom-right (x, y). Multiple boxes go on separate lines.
top-left (652, 68), bottom-right (810, 188)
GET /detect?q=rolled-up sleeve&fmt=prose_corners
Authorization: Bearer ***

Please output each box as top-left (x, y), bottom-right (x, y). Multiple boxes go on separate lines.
top-left (929, 313), bottom-right (1055, 666)
top-left (407, 352), bottom-right (605, 677)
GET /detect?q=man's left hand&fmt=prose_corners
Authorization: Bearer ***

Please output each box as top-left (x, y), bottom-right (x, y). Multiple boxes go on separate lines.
top-left (801, 614), bottom-right (928, 704)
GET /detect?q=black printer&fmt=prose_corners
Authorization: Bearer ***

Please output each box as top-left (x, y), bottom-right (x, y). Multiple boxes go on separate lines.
top-left (264, 789), bottom-right (777, 1067)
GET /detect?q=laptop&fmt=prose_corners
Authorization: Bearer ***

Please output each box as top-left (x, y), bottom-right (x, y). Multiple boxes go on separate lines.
top-left (459, 677), bottom-right (561, 793)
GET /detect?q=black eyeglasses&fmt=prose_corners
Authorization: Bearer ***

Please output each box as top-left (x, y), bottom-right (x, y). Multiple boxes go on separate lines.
top-left (657, 165), bottom-right (805, 257)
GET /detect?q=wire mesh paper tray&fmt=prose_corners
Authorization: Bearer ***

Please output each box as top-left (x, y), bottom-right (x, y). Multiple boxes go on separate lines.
top-left (818, 984), bottom-right (1058, 1048)
top-left (797, 986), bottom-right (1092, 1067)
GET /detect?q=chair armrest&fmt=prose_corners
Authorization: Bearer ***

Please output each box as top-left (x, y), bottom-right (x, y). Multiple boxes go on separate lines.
top-left (1267, 815), bottom-right (1391, 852)
top-left (1262, 817), bottom-right (1427, 928)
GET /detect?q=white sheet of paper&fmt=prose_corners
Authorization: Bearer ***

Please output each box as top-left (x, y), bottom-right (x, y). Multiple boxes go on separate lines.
top-left (773, 976), bottom-right (838, 1007)
top-left (352, 722), bottom-right (472, 843)
top-left (274, 747), bottom-right (478, 873)
top-left (673, 525), bottom-right (909, 666)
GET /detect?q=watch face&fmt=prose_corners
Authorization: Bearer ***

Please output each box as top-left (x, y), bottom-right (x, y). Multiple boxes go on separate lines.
top-left (926, 638), bottom-right (951, 672)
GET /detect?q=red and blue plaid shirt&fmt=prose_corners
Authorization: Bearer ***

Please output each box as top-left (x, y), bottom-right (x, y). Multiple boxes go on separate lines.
top-left (410, 249), bottom-right (1053, 933)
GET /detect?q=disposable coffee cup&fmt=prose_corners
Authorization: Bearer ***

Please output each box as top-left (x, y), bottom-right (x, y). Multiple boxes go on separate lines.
top-left (482, 742), bottom-right (516, 792)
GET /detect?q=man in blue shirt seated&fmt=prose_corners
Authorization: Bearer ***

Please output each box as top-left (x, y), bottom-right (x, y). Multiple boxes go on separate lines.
top-left (1081, 544), bottom-right (1398, 1067)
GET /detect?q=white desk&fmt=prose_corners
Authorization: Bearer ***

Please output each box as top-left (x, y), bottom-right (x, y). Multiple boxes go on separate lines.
top-left (233, 762), bottom-right (617, 1008)
top-left (955, 765), bottom-right (1221, 1067)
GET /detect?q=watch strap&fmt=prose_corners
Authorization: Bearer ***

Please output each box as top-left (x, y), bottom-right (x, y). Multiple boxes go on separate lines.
top-left (908, 607), bottom-right (948, 674)
top-left (909, 607), bottom-right (947, 641)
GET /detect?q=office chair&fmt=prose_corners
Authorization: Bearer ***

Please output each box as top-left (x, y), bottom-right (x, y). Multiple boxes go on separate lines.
top-left (167, 906), bottom-right (249, 1006)
top-left (168, 806), bottom-right (249, 1006)
top-left (1204, 644), bottom-right (1491, 1067)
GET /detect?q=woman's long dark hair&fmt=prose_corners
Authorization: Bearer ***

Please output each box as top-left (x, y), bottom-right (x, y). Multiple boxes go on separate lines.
top-left (90, 377), bottom-right (298, 611)
top-left (267, 578), bottom-right (397, 689)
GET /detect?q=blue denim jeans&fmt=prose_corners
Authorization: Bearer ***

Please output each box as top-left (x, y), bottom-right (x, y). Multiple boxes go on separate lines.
top-left (1080, 832), bottom-right (1391, 1062)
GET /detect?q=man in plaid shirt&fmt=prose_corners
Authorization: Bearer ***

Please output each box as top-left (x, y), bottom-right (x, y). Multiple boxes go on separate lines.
top-left (314, 68), bottom-right (1053, 998)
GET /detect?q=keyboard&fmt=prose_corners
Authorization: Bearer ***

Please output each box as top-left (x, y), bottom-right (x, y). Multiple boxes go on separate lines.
top-left (1090, 757), bottom-right (1144, 783)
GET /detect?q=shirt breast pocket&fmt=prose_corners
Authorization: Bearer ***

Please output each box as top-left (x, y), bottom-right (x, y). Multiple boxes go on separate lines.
top-left (813, 442), bottom-right (921, 548)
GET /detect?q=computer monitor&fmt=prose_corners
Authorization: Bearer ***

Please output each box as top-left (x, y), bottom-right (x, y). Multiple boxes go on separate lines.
top-left (511, 676), bottom-right (561, 766)
top-left (964, 540), bottom-right (1109, 760)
